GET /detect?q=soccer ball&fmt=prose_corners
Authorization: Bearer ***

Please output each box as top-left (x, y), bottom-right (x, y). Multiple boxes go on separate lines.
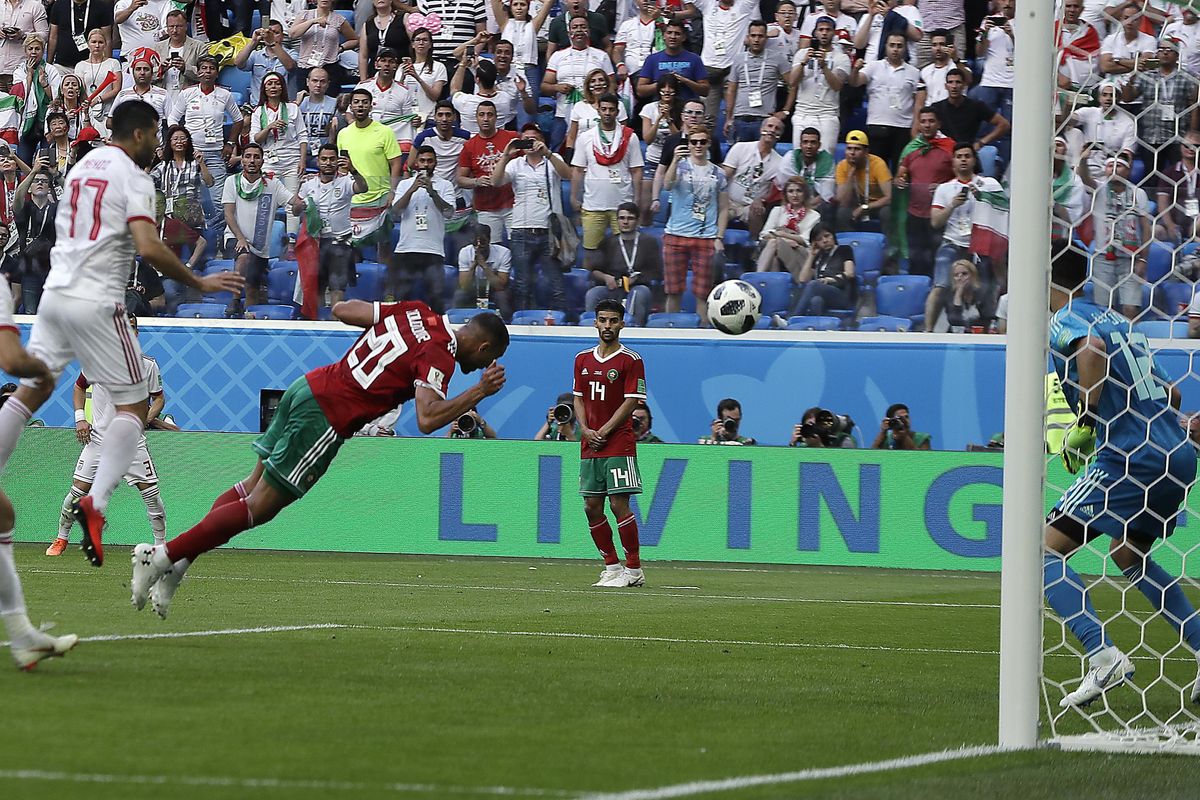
top-left (707, 280), bottom-right (762, 335)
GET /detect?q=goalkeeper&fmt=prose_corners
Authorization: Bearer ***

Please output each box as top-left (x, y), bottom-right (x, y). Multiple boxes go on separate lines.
top-left (1044, 246), bottom-right (1200, 708)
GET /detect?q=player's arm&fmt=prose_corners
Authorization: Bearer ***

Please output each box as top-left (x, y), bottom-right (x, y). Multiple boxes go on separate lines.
top-left (147, 391), bottom-right (164, 425)
top-left (331, 299), bottom-right (377, 328)
top-left (72, 375), bottom-right (92, 443)
top-left (129, 219), bottom-right (245, 295)
top-left (1072, 335), bottom-right (1107, 416)
top-left (413, 363), bottom-right (506, 435)
top-left (573, 394), bottom-right (591, 440)
top-left (598, 396), bottom-right (639, 439)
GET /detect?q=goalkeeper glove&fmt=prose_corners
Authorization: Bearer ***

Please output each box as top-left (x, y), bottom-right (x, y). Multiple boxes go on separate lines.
top-left (1061, 421), bottom-right (1096, 474)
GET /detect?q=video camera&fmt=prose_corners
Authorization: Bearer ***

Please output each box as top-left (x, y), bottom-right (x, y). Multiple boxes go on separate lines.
top-left (553, 403), bottom-right (575, 425)
top-left (453, 413), bottom-right (478, 438)
top-left (801, 409), bottom-right (855, 446)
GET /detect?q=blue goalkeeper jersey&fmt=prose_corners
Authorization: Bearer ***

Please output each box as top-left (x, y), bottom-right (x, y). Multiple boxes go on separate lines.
top-left (1049, 300), bottom-right (1185, 462)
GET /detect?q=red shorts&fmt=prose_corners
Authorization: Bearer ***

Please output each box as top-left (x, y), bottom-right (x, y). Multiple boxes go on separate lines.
top-left (662, 234), bottom-right (715, 298)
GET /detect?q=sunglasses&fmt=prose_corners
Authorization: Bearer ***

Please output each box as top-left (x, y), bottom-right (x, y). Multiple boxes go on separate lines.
top-left (682, 109), bottom-right (704, 116)
top-left (689, 139), bottom-right (709, 145)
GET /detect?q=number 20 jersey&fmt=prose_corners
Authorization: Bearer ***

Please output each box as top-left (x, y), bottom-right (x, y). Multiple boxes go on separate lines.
top-left (572, 345), bottom-right (647, 459)
top-left (306, 301), bottom-right (458, 437)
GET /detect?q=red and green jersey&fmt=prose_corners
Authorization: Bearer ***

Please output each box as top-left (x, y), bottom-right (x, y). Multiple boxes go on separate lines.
top-left (307, 301), bottom-right (457, 437)
top-left (572, 345), bottom-right (647, 459)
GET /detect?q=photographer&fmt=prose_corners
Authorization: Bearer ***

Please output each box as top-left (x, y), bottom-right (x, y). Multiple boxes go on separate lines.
top-left (790, 406), bottom-right (856, 448)
top-left (535, 391), bottom-right (581, 442)
top-left (632, 403), bottom-right (663, 444)
top-left (871, 402), bottom-right (932, 450)
top-left (699, 398), bottom-right (756, 446)
top-left (447, 408), bottom-right (498, 439)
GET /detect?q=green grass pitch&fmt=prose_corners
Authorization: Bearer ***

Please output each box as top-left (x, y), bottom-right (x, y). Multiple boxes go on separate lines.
top-left (3, 547), bottom-right (1198, 799)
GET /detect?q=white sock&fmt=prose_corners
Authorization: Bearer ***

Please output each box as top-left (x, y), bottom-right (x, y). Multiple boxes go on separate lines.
top-left (0, 534), bottom-right (34, 643)
top-left (605, 564), bottom-right (623, 573)
top-left (58, 486), bottom-right (86, 541)
top-left (151, 545), bottom-right (173, 571)
top-left (0, 398), bottom-right (31, 478)
top-left (626, 567), bottom-right (643, 575)
top-left (88, 412), bottom-right (143, 514)
top-left (140, 485), bottom-right (166, 545)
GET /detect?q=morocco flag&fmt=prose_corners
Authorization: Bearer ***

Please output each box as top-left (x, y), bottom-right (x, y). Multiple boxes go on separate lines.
top-left (292, 198), bottom-right (323, 320)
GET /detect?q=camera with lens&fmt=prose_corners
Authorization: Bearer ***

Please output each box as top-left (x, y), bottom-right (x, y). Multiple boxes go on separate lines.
top-left (887, 416), bottom-right (908, 432)
top-left (631, 415), bottom-right (644, 433)
top-left (454, 413), bottom-right (478, 437)
top-left (805, 409), bottom-right (855, 446)
top-left (720, 417), bottom-right (739, 437)
top-left (0, 382), bottom-right (16, 408)
top-left (553, 403), bottom-right (575, 425)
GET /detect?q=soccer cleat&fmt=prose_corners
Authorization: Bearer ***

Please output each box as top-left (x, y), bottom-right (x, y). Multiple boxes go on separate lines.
top-left (1060, 649), bottom-right (1135, 708)
top-left (623, 568), bottom-right (645, 588)
top-left (593, 567), bottom-right (624, 587)
top-left (150, 560), bottom-right (187, 620)
top-left (11, 631), bottom-right (79, 671)
top-left (1192, 655), bottom-right (1200, 704)
top-left (130, 543), bottom-right (166, 611)
top-left (596, 569), bottom-right (634, 588)
top-left (44, 538), bottom-right (68, 557)
top-left (73, 495), bottom-right (105, 567)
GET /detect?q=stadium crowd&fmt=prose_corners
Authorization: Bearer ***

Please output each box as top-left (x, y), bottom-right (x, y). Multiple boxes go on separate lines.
top-left (2, 0), bottom-right (1200, 333)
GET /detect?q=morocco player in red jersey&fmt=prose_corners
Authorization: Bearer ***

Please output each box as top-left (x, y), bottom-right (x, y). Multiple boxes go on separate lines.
top-left (129, 301), bottom-right (509, 618)
top-left (573, 299), bottom-right (648, 589)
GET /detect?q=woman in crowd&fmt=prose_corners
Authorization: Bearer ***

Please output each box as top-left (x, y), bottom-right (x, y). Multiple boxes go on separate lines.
top-left (359, 0), bottom-right (410, 81)
top-left (757, 176), bottom-right (820, 277)
top-left (250, 72), bottom-right (304, 236)
top-left (152, 125), bottom-right (213, 273)
top-left (291, 0), bottom-right (359, 92)
top-left (400, 26), bottom-right (447, 124)
top-left (940, 258), bottom-right (993, 332)
top-left (789, 223), bottom-right (856, 317)
top-left (14, 35), bottom-right (64, 164)
top-left (639, 73), bottom-right (680, 222)
top-left (74, 29), bottom-right (121, 139)
top-left (52, 74), bottom-right (90, 142)
top-left (565, 68), bottom-right (625, 151)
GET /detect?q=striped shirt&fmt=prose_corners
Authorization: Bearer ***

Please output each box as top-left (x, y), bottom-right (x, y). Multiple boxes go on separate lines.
top-left (418, 0), bottom-right (485, 61)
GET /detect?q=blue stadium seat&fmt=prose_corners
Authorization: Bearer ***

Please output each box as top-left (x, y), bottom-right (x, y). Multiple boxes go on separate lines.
top-left (1158, 280), bottom-right (1195, 317)
top-left (724, 229), bottom-right (753, 249)
top-left (1146, 241), bottom-right (1176, 284)
top-left (1130, 157), bottom-right (1146, 186)
top-left (563, 268), bottom-right (590, 314)
top-left (787, 315), bottom-right (840, 331)
top-left (246, 304), bottom-right (297, 320)
top-left (577, 311), bottom-right (636, 326)
top-left (646, 312), bottom-right (701, 328)
top-left (857, 315), bottom-right (912, 332)
top-left (654, 190), bottom-right (670, 224)
top-left (1182, 241), bottom-right (1200, 259)
top-left (443, 264), bottom-right (458, 307)
top-left (218, 66), bottom-right (252, 100)
top-left (1133, 320), bottom-right (1187, 339)
top-left (512, 310), bottom-right (567, 325)
top-left (447, 308), bottom-right (491, 323)
top-left (344, 261), bottom-right (384, 302)
top-left (176, 303), bottom-right (227, 318)
top-left (201, 258), bottom-right (238, 303)
top-left (840, 232), bottom-right (887, 282)
top-left (738, 272), bottom-right (792, 316)
top-left (317, 306), bottom-right (334, 321)
top-left (834, 142), bottom-right (846, 163)
top-left (875, 275), bottom-right (931, 319)
top-left (267, 263), bottom-right (298, 304)
top-left (681, 274), bottom-right (697, 313)
top-left (336, 9), bottom-right (354, 28)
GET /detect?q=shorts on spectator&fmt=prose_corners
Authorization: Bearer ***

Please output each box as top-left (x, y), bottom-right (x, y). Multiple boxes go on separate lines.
top-left (581, 209), bottom-right (619, 250)
top-left (1092, 252), bottom-right (1143, 308)
top-left (727, 202), bottom-right (753, 223)
top-left (319, 239), bottom-right (354, 291)
top-left (663, 233), bottom-right (716, 299)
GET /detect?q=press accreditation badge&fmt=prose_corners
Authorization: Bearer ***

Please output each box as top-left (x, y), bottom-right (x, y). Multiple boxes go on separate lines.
top-left (748, 90), bottom-right (763, 108)
top-left (73, 34), bottom-right (87, 51)
top-left (415, 214), bottom-right (429, 231)
top-left (608, 168), bottom-right (623, 184)
top-left (1186, 198), bottom-right (1199, 218)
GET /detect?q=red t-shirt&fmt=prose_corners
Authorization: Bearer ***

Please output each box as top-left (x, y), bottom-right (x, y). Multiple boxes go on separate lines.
top-left (900, 147), bottom-right (954, 219)
top-left (307, 301), bottom-right (457, 437)
top-left (572, 345), bottom-right (647, 459)
top-left (458, 130), bottom-right (517, 212)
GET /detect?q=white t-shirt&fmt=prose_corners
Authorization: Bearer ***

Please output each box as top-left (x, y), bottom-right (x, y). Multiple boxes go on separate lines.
top-left (980, 23), bottom-right (1015, 88)
top-left (614, 16), bottom-right (658, 74)
top-left (221, 175), bottom-right (293, 257)
top-left (502, 155), bottom-right (556, 229)
top-left (920, 61), bottom-right (956, 104)
top-left (453, 90), bottom-right (518, 134)
top-left (393, 175), bottom-right (456, 256)
top-left (356, 78), bottom-right (417, 145)
top-left (169, 85), bottom-right (244, 150)
top-left (1162, 19), bottom-right (1200, 76)
top-left (791, 47), bottom-right (849, 116)
top-left (696, 0), bottom-right (759, 70)
top-left (570, 126), bottom-right (644, 212)
top-left (862, 59), bottom-right (921, 128)
top-left (1100, 29), bottom-right (1157, 70)
top-left (88, 355), bottom-right (161, 440)
top-left (297, 174), bottom-right (355, 238)
top-left (249, 101), bottom-right (305, 171)
top-left (545, 46), bottom-right (614, 119)
top-left (44, 146), bottom-right (156, 304)
top-left (570, 102), bottom-right (629, 139)
top-left (931, 177), bottom-right (978, 247)
top-left (639, 102), bottom-right (673, 165)
top-left (862, 5), bottom-right (921, 63)
top-left (767, 23), bottom-right (803, 61)
top-left (723, 141), bottom-right (783, 206)
top-left (401, 60), bottom-right (449, 122)
top-left (457, 243), bottom-right (513, 275)
top-left (798, 12), bottom-right (857, 46)
top-left (1092, 178), bottom-right (1151, 255)
top-left (111, 86), bottom-right (170, 141)
top-left (115, 0), bottom-right (172, 55)
top-left (502, 18), bottom-right (539, 67)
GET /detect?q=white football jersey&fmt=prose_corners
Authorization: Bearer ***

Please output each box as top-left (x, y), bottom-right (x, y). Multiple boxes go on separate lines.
top-left (85, 355), bottom-right (161, 440)
top-left (43, 146), bottom-right (157, 305)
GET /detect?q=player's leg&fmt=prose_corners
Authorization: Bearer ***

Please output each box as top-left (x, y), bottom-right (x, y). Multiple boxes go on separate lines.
top-left (49, 479), bottom-right (90, 556)
top-left (582, 458), bottom-right (621, 586)
top-left (608, 456), bottom-right (644, 587)
top-left (207, 461), bottom-right (266, 513)
top-left (134, 482), bottom-right (166, 547)
top-left (0, 302), bottom-right (66, 477)
top-left (0, 490), bottom-right (78, 669)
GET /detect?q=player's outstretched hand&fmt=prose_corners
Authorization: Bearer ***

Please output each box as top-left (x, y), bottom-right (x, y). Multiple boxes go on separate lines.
top-left (1061, 421), bottom-right (1096, 474)
top-left (197, 271), bottom-right (247, 295)
top-left (478, 361), bottom-right (506, 396)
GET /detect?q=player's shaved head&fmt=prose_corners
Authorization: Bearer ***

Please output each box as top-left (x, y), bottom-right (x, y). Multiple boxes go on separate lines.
top-left (456, 312), bottom-right (509, 372)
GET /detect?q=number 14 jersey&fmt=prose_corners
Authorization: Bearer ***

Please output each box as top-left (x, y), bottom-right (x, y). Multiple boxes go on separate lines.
top-left (307, 301), bottom-right (458, 437)
top-left (573, 345), bottom-right (647, 459)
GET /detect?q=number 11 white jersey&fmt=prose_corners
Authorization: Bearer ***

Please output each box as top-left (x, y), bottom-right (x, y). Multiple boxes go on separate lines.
top-left (43, 145), bottom-right (158, 305)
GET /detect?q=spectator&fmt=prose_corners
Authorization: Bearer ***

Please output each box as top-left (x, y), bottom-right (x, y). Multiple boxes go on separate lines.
top-left (972, 0), bottom-right (1014, 123)
top-left (114, 0), bottom-right (169, 60)
top-left (298, 68), bottom-right (338, 169)
top-left (995, 292), bottom-right (1007, 333)
top-left (566, 68), bottom-right (625, 150)
top-left (636, 20), bottom-right (708, 102)
top-left (292, 144), bottom-right (364, 309)
top-left (457, 99), bottom-right (518, 242)
top-left (894, 107), bottom-right (953, 275)
top-left (834, 129), bottom-right (892, 232)
top-left (289, 0), bottom-right (358, 91)
top-left (585, 201), bottom-right (660, 325)
top-left (0, 226), bottom-right (15, 308)
top-left (639, 74), bottom-right (681, 216)
top-left (722, 116), bottom-right (785, 239)
top-left (723, 20), bottom-right (791, 144)
top-left (1090, 153), bottom-right (1151, 320)
top-left (251, 72), bottom-right (304, 237)
top-left (758, 176), bottom-right (820, 276)
top-left (337, 89), bottom-right (402, 265)
top-left (357, 47), bottom-right (417, 152)
top-left (789, 222), bottom-right (855, 315)
top-left (790, 406), bottom-right (856, 447)
top-left (542, 15), bottom-right (614, 152)
top-left (651, 99), bottom-right (723, 208)
top-left (454, 224), bottom-right (514, 317)
top-left (693, 0), bottom-right (758, 129)
top-left (14, 34), bottom-right (65, 164)
top-left (453, 53), bottom-right (518, 135)
top-left (699, 398), bottom-right (756, 445)
top-left (447, 407), bottom-right (499, 439)
top-left (1122, 37), bottom-right (1199, 180)
top-left (493, 0), bottom-right (553, 94)
top-left (222, 143), bottom-right (294, 315)
top-left (0, 144), bottom-right (16, 230)
top-left (631, 403), bottom-right (663, 443)
top-left (490, 40), bottom-right (537, 130)
top-left (920, 28), bottom-right (971, 104)
top-left (415, 0), bottom-right (486, 68)
top-left (613, 0), bottom-right (660, 82)
top-left (1189, 287), bottom-right (1200, 338)
top-left (236, 19), bottom-right (298, 107)
top-left (170, 55), bottom-right (245, 205)
top-left (929, 141), bottom-right (989, 328)
top-left (0, 73), bottom-right (16, 147)
top-left (125, 260), bottom-right (165, 316)
top-left (36, 111), bottom-right (74, 190)
top-left (1099, 3), bottom-right (1155, 80)
top-left (546, 0), bottom-right (609, 62)
top-left (154, 10), bottom-right (204, 99)
top-left (12, 158), bottom-right (52, 313)
top-left (929, 68), bottom-right (1008, 153)
top-left (1050, 135), bottom-right (1087, 241)
top-left (572, 92), bottom-right (644, 262)
top-left (797, 0), bottom-right (856, 52)
top-left (1157, 128), bottom-right (1200, 244)
top-left (849, 32), bottom-right (923, 170)
top-left (1073, 80), bottom-right (1135, 174)
top-left (400, 27), bottom-right (449, 126)
top-left (390, 144), bottom-right (455, 310)
top-left (535, 391), bottom-right (582, 441)
top-left (152, 125), bottom-right (213, 270)
top-left (768, 0), bottom-right (802, 62)
top-left (935, 258), bottom-right (993, 332)
top-left (915, 6), bottom-right (964, 70)
top-left (491, 123), bottom-right (569, 313)
top-left (1055, 0), bottom-right (1100, 91)
top-left (1162, 7), bottom-right (1200, 79)
top-left (776, 126), bottom-right (836, 212)
top-left (871, 402), bottom-right (931, 450)
top-left (358, 0), bottom-right (409, 81)
top-left (413, 100), bottom-right (471, 205)
top-left (51, 73), bottom-right (88, 141)
top-left (47, 0), bottom-right (113, 69)
top-left (73, 29), bottom-right (120, 137)
top-left (663, 125), bottom-right (728, 324)
top-left (114, 50), bottom-right (169, 146)
top-left (853, 0), bottom-right (922, 64)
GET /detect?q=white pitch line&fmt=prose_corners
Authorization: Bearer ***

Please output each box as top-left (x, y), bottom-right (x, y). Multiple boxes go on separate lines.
top-left (576, 744), bottom-right (1010, 800)
top-left (0, 768), bottom-right (575, 797)
top-left (77, 624), bottom-right (345, 642)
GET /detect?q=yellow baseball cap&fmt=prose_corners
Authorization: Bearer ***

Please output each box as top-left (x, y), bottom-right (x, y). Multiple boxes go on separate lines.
top-left (845, 130), bottom-right (869, 146)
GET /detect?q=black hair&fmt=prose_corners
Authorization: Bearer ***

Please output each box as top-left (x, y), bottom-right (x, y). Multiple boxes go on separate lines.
top-left (45, 110), bottom-right (67, 127)
top-left (802, 406), bottom-right (821, 423)
top-left (929, 28), bottom-right (951, 42)
top-left (664, 19), bottom-right (688, 34)
top-left (885, 403), bottom-right (909, 418)
top-left (748, 19), bottom-right (768, 32)
top-left (414, 144), bottom-right (436, 159)
top-left (809, 223), bottom-right (837, 245)
top-left (166, 124), bottom-right (195, 161)
top-left (1050, 242), bottom-right (1089, 291)
top-left (468, 311), bottom-right (510, 350)
top-left (476, 99), bottom-right (497, 113)
top-left (595, 299), bottom-right (625, 317)
top-left (318, 142), bottom-right (340, 157)
top-left (349, 87), bottom-right (374, 103)
top-left (111, 99), bottom-right (160, 140)
top-left (953, 140), bottom-right (975, 154)
top-left (617, 201), bottom-right (639, 216)
top-left (717, 398), bottom-right (741, 416)
top-left (598, 92), bottom-right (620, 108)
top-left (475, 59), bottom-right (497, 88)
top-left (242, 141), bottom-right (264, 156)
top-left (257, 70), bottom-right (291, 106)
top-left (945, 67), bottom-right (966, 81)
top-left (800, 126), bottom-right (821, 141)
